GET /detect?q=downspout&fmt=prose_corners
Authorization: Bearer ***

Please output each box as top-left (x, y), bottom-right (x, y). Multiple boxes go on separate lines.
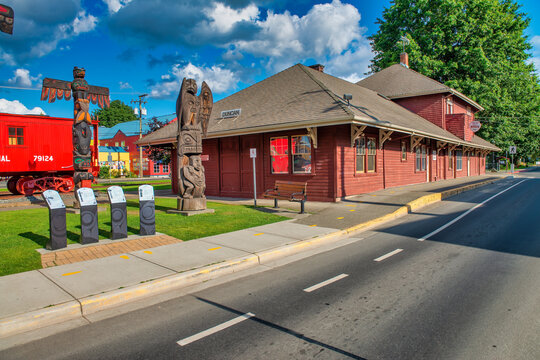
top-left (382, 141), bottom-right (386, 189)
top-left (332, 128), bottom-right (338, 202)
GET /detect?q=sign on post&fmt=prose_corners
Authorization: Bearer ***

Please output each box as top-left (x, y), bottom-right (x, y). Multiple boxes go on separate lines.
top-left (107, 186), bottom-right (127, 240)
top-left (250, 148), bottom-right (257, 207)
top-left (138, 185), bottom-right (155, 235)
top-left (509, 146), bottom-right (517, 154)
top-left (42, 190), bottom-right (67, 250)
top-left (76, 188), bottom-right (99, 244)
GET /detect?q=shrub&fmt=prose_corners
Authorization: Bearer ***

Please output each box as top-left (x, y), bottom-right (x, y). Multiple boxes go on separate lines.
top-left (98, 166), bottom-right (110, 178)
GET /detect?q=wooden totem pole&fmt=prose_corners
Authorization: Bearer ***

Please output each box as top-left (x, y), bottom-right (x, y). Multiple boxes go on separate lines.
top-left (0, 3), bottom-right (14, 34)
top-left (41, 67), bottom-right (109, 191)
top-left (176, 78), bottom-right (213, 211)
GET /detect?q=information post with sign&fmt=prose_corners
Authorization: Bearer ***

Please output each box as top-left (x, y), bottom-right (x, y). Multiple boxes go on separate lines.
top-left (107, 186), bottom-right (128, 239)
top-left (42, 190), bottom-right (67, 250)
top-left (76, 188), bottom-right (99, 244)
top-left (250, 148), bottom-right (257, 207)
top-left (509, 146), bottom-right (517, 173)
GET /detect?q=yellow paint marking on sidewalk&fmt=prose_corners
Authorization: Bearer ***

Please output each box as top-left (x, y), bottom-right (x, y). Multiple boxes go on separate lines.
top-left (337, 217), bottom-right (344, 220)
top-left (143, 251), bottom-right (153, 254)
top-left (309, 224), bottom-right (317, 227)
top-left (254, 233), bottom-right (264, 236)
top-left (120, 255), bottom-right (129, 259)
top-left (62, 271), bottom-right (82, 277)
top-left (349, 209), bottom-right (355, 212)
top-left (345, 204), bottom-right (355, 207)
top-left (208, 247), bottom-right (222, 251)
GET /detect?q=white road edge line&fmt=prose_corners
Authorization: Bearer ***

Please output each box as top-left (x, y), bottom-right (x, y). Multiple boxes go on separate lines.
top-left (303, 273), bottom-right (349, 293)
top-left (374, 248), bottom-right (403, 262)
top-left (177, 312), bottom-right (255, 346)
top-left (418, 179), bottom-right (528, 242)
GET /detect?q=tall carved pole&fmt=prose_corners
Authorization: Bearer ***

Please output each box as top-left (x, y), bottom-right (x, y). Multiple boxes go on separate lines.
top-left (175, 78), bottom-right (213, 211)
top-left (41, 67), bottom-right (110, 191)
top-left (0, 4), bottom-right (14, 35)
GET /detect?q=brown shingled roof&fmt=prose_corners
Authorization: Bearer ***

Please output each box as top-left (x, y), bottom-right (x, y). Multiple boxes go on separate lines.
top-left (138, 64), bottom-right (498, 151)
top-left (357, 64), bottom-right (483, 111)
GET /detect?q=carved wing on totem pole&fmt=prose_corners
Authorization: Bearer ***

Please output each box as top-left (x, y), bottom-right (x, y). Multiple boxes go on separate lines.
top-left (0, 4), bottom-right (14, 35)
top-left (176, 78), bottom-right (190, 131)
top-left (41, 78), bottom-right (110, 108)
top-left (198, 81), bottom-right (213, 138)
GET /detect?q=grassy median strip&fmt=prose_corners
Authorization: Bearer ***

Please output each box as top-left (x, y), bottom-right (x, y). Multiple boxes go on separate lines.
top-left (0, 198), bottom-right (285, 277)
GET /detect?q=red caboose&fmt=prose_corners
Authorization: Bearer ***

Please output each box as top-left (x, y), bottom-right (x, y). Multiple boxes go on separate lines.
top-left (0, 113), bottom-right (99, 195)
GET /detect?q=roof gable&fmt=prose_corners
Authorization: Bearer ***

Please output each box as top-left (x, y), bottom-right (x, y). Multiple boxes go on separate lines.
top-left (357, 64), bottom-right (483, 111)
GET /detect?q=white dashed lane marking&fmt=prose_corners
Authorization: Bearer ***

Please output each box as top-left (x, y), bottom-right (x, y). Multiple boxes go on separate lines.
top-left (303, 274), bottom-right (349, 293)
top-left (177, 312), bottom-right (255, 346)
top-left (374, 249), bottom-right (403, 262)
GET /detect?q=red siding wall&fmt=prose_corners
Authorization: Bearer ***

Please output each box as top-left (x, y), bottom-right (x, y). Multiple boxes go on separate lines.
top-left (335, 125), bottom-right (429, 198)
top-left (168, 125), bottom-right (487, 202)
top-left (395, 94), bottom-right (445, 128)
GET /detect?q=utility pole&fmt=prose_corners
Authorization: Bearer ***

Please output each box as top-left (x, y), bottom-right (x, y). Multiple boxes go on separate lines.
top-left (131, 94), bottom-right (148, 178)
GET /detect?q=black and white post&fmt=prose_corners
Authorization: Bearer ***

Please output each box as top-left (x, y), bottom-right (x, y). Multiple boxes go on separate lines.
top-left (42, 190), bottom-right (67, 250)
top-left (250, 148), bottom-right (257, 207)
top-left (107, 185), bottom-right (128, 239)
top-left (76, 188), bottom-right (99, 244)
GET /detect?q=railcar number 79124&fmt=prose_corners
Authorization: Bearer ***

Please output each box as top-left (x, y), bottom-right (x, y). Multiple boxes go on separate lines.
top-left (33, 155), bottom-right (54, 162)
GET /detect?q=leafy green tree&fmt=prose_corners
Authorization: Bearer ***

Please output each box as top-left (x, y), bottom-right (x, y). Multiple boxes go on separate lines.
top-left (370, 0), bottom-right (540, 159)
top-left (92, 100), bottom-right (137, 128)
top-left (144, 117), bottom-right (172, 165)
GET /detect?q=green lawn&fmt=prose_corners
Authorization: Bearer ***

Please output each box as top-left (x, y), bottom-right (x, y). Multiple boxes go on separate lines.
top-left (0, 198), bottom-right (285, 277)
top-left (93, 180), bottom-right (171, 192)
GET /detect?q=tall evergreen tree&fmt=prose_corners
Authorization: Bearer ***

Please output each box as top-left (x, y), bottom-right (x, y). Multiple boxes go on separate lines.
top-left (370, 0), bottom-right (540, 159)
top-left (92, 100), bottom-right (137, 128)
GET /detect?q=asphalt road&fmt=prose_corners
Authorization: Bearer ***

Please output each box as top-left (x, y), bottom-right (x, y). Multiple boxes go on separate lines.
top-left (2, 172), bottom-right (539, 360)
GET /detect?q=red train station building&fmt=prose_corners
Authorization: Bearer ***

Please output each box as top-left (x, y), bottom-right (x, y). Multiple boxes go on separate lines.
top-left (138, 59), bottom-right (499, 202)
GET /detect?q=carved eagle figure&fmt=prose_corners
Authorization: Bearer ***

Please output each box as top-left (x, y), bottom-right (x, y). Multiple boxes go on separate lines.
top-left (41, 68), bottom-right (110, 109)
top-left (176, 78), bottom-right (213, 137)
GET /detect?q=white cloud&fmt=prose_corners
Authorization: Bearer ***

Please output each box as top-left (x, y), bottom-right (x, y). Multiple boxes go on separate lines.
top-left (150, 62), bottom-right (238, 98)
top-left (119, 81), bottom-right (132, 89)
top-left (6, 69), bottom-right (42, 88)
top-left (103, 0), bottom-right (133, 13)
top-left (232, 0), bottom-right (364, 71)
top-left (325, 41), bottom-right (373, 83)
top-left (531, 35), bottom-right (540, 47)
top-left (0, 99), bottom-right (46, 115)
top-left (203, 2), bottom-right (259, 33)
top-left (73, 11), bottom-right (98, 35)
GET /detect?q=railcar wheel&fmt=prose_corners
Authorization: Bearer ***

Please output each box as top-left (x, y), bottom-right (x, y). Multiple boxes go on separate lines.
top-left (16, 176), bottom-right (33, 196)
top-left (59, 176), bottom-right (75, 193)
top-left (7, 176), bottom-right (20, 194)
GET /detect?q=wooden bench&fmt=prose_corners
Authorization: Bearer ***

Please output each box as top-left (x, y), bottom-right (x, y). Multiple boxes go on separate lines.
top-left (263, 180), bottom-right (307, 214)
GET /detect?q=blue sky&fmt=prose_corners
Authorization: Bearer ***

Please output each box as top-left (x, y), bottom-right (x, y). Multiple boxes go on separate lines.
top-left (1, 0), bottom-right (539, 120)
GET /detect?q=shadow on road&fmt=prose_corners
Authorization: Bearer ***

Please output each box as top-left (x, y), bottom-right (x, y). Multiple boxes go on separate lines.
top-left (195, 296), bottom-right (368, 360)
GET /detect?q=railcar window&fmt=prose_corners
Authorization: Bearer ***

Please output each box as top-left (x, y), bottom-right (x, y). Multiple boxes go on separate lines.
top-left (8, 127), bottom-right (24, 145)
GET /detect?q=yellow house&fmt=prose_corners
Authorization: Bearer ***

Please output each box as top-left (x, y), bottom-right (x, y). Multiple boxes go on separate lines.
top-left (98, 146), bottom-right (131, 174)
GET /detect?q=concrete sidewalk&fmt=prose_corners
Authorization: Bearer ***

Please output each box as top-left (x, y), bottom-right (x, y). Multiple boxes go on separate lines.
top-left (0, 174), bottom-right (511, 341)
